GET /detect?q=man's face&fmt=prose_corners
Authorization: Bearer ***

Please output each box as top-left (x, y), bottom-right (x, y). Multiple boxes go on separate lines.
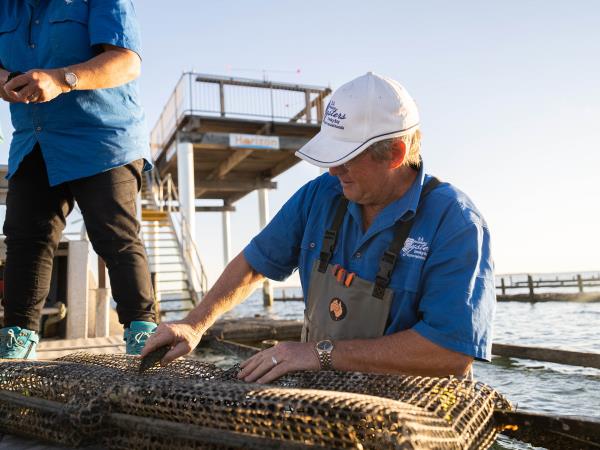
top-left (328, 150), bottom-right (391, 205)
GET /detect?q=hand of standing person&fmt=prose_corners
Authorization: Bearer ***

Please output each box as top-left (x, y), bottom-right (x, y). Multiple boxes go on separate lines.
top-left (1, 45), bottom-right (140, 104)
top-left (3, 69), bottom-right (69, 104)
top-left (0, 69), bottom-right (20, 103)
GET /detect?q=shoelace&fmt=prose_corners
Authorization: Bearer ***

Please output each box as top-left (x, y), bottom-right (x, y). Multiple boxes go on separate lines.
top-left (3, 329), bottom-right (20, 349)
top-left (133, 331), bottom-right (152, 344)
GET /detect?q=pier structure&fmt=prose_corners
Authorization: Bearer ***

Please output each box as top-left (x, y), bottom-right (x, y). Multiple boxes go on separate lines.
top-left (148, 73), bottom-right (331, 306)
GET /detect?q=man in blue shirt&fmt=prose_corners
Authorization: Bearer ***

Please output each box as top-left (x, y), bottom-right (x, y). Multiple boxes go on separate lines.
top-left (143, 73), bottom-right (496, 381)
top-left (0, 0), bottom-right (156, 358)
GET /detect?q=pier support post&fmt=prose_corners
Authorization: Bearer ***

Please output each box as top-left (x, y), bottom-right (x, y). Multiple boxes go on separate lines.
top-left (577, 274), bottom-right (584, 293)
top-left (67, 240), bottom-right (90, 339)
top-left (222, 209), bottom-right (231, 267)
top-left (95, 259), bottom-right (110, 338)
top-left (258, 188), bottom-right (273, 306)
top-left (527, 275), bottom-right (535, 302)
top-left (177, 139), bottom-right (199, 292)
top-left (151, 272), bottom-right (161, 321)
top-left (501, 277), bottom-right (506, 296)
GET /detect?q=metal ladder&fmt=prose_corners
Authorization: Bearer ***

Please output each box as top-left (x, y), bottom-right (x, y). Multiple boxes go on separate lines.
top-left (140, 171), bottom-right (208, 322)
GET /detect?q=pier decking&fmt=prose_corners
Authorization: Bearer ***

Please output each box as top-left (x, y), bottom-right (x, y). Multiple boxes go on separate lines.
top-left (36, 336), bottom-right (125, 360)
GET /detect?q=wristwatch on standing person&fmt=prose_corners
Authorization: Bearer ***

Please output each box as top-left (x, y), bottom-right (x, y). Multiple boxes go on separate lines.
top-left (64, 69), bottom-right (78, 91)
top-left (315, 339), bottom-right (334, 370)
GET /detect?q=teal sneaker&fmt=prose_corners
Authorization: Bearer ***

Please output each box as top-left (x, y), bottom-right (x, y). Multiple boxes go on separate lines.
top-left (0, 326), bottom-right (39, 359)
top-left (124, 321), bottom-right (157, 355)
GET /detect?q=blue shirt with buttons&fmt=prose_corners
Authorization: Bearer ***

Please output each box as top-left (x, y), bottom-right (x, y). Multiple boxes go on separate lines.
top-left (244, 163), bottom-right (496, 361)
top-left (0, 0), bottom-right (151, 186)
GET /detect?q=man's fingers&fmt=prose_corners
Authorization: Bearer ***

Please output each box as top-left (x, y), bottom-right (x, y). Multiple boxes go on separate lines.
top-left (239, 351), bottom-right (262, 369)
top-left (1, 87), bottom-right (24, 103)
top-left (238, 355), bottom-right (262, 379)
top-left (162, 341), bottom-right (191, 365)
top-left (140, 328), bottom-right (173, 357)
top-left (256, 362), bottom-right (289, 384)
top-left (4, 75), bottom-right (30, 93)
top-left (16, 86), bottom-right (38, 103)
top-left (242, 358), bottom-right (277, 383)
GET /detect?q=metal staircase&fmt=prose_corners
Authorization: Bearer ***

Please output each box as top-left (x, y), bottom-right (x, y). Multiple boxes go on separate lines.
top-left (140, 171), bottom-right (209, 322)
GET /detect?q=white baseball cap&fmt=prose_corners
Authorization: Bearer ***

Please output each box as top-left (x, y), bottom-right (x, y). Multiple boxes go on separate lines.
top-left (295, 72), bottom-right (420, 168)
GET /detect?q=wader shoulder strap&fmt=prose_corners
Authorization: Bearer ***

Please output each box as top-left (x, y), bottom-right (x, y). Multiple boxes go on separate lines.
top-left (318, 196), bottom-right (349, 273)
top-left (372, 177), bottom-right (442, 299)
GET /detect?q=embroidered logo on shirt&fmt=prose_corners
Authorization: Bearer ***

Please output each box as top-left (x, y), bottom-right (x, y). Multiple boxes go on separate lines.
top-left (324, 101), bottom-right (347, 130)
top-left (401, 237), bottom-right (429, 260)
top-left (329, 297), bottom-right (347, 321)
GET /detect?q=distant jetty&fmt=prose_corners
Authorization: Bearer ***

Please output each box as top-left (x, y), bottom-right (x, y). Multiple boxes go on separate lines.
top-left (496, 272), bottom-right (600, 302)
top-left (497, 292), bottom-right (600, 303)
top-left (274, 272), bottom-right (600, 303)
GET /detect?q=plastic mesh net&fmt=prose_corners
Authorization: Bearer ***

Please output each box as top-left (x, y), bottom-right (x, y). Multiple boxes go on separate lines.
top-left (0, 353), bottom-right (511, 449)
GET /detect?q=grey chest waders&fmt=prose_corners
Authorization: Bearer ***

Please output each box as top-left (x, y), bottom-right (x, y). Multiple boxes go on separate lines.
top-left (301, 177), bottom-right (441, 343)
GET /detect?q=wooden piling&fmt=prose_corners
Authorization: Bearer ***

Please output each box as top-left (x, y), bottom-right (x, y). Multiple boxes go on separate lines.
top-left (577, 274), bottom-right (584, 293)
top-left (527, 275), bottom-right (535, 301)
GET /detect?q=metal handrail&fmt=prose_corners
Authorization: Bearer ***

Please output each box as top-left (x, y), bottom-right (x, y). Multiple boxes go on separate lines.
top-left (149, 72), bottom-right (331, 159)
top-left (147, 170), bottom-right (209, 301)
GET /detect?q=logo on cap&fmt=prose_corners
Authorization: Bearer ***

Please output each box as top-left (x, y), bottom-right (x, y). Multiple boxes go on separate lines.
top-left (324, 101), bottom-right (347, 130)
top-left (329, 297), bottom-right (347, 321)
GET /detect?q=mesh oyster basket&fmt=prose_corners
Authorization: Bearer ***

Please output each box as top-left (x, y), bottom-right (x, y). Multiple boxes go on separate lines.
top-left (0, 353), bottom-right (511, 449)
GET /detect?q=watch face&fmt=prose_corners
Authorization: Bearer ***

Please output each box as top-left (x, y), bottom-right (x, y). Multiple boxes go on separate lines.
top-left (317, 340), bottom-right (333, 352)
top-left (65, 72), bottom-right (77, 87)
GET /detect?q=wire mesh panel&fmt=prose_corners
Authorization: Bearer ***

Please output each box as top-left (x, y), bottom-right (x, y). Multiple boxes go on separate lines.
top-left (0, 353), bottom-right (511, 449)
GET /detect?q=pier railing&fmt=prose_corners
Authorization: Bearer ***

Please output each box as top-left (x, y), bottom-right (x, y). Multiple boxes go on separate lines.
top-left (148, 170), bottom-right (209, 300)
top-left (150, 72), bottom-right (332, 159)
top-left (496, 272), bottom-right (600, 298)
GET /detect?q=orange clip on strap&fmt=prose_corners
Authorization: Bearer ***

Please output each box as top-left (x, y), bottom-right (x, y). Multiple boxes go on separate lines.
top-left (332, 264), bottom-right (341, 276)
top-left (336, 268), bottom-right (346, 283)
top-left (344, 272), bottom-right (355, 287)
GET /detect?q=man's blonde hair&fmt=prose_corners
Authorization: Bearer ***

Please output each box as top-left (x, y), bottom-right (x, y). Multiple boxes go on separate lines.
top-left (368, 129), bottom-right (421, 167)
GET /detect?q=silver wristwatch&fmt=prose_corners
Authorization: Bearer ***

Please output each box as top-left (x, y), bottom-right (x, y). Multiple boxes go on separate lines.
top-left (315, 339), bottom-right (334, 370)
top-left (64, 70), bottom-right (78, 91)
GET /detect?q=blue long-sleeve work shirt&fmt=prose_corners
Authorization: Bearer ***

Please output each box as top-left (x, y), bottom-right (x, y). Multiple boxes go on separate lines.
top-left (244, 163), bottom-right (496, 361)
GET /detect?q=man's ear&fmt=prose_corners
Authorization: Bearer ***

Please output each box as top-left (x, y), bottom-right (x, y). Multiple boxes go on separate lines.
top-left (389, 139), bottom-right (407, 169)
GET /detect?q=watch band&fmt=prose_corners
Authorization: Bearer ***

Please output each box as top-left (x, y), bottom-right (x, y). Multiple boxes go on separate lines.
top-left (315, 340), bottom-right (334, 371)
top-left (318, 350), bottom-right (332, 370)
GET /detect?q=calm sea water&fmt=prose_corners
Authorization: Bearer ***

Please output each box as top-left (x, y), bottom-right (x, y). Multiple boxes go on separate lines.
top-left (214, 287), bottom-right (600, 450)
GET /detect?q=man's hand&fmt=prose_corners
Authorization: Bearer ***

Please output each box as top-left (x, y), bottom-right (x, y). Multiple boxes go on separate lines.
top-left (3, 69), bottom-right (69, 104)
top-left (141, 320), bottom-right (204, 365)
top-left (237, 341), bottom-right (320, 384)
top-left (0, 71), bottom-right (18, 103)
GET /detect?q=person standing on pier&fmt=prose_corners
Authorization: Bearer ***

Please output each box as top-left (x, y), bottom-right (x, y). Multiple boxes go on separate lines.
top-left (0, 0), bottom-right (157, 358)
top-left (143, 72), bottom-right (496, 380)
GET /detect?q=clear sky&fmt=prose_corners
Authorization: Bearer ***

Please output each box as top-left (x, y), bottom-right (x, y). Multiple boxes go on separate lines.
top-left (1, 1), bottom-right (599, 286)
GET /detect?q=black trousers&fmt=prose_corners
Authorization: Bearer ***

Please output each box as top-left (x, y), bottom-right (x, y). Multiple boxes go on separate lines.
top-left (1, 145), bottom-right (155, 332)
